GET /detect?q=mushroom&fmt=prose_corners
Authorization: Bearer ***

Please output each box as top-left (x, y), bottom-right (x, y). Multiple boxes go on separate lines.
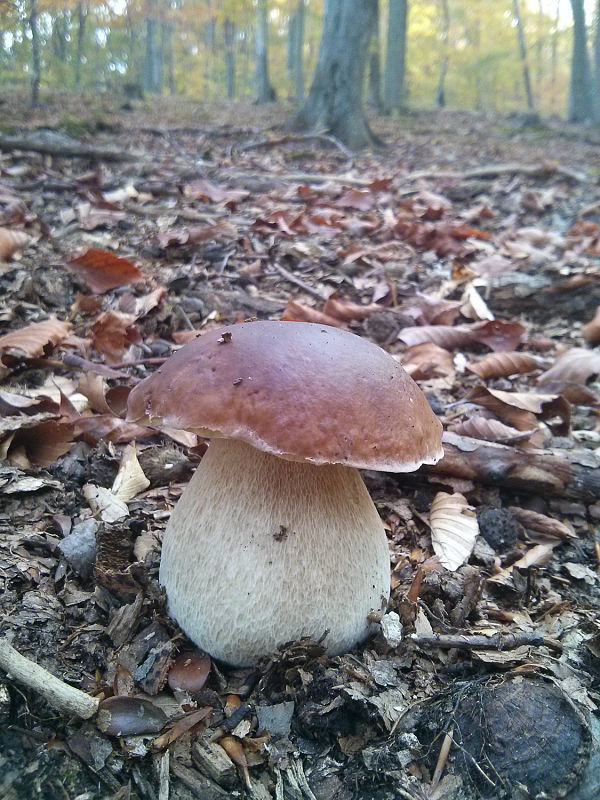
top-left (127, 321), bottom-right (443, 666)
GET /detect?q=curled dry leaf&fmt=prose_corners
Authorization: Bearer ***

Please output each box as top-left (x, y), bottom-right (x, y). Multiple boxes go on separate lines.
top-left (467, 352), bottom-right (541, 379)
top-left (153, 707), bottom-right (212, 750)
top-left (582, 306), bottom-right (600, 345)
top-left (415, 292), bottom-right (462, 325)
top-left (398, 324), bottom-right (475, 350)
top-left (111, 443), bottom-right (150, 503)
top-left (466, 385), bottom-right (571, 434)
top-left (83, 484), bottom-right (129, 523)
top-left (118, 286), bottom-right (167, 319)
top-left (91, 311), bottom-right (141, 364)
top-left (538, 348), bottom-right (600, 387)
top-left (460, 284), bottom-right (494, 322)
top-left (488, 542), bottom-right (557, 586)
top-left (448, 416), bottom-right (537, 444)
top-left (470, 320), bottom-right (526, 352)
top-left (64, 248), bottom-right (143, 294)
top-left (281, 299), bottom-right (344, 327)
top-left (0, 227), bottom-right (31, 261)
top-left (0, 317), bottom-right (72, 359)
top-left (322, 293), bottom-right (380, 322)
top-left (429, 492), bottom-right (479, 571)
top-left (400, 342), bottom-right (455, 380)
top-left (8, 419), bottom-right (76, 467)
top-left (507, 506), bottom-right (576, 540)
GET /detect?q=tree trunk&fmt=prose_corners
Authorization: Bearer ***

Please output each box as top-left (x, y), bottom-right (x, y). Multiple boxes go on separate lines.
top-left (255, 0), bottom-right (275, 103)
top-left (290, 0), bottom-right (305, 103)
top-left (143, 2), bottom-right (161, 94)
top-left (384, 0), bottom-right (408, 114)
top-left (29, 0), bottom-right (40, 107)
top-left (224, 18), bottom-right (236, 101)
top-left (367, 0), bottom-right (382, 111)
top-left (162, 21), bottom-right (174, 96)
top-left (436, 0), bottom-right (450, 108)
top-left (75, 1), bottom-right (86, 91)
top-left (568, 0), bottom-right (595, 122)
top-left (594, 0), bottom-right (600, 118)
top-left (513, 0), bottom-right (535, 112)
top-left (294, 0), bottom-right (378, 149)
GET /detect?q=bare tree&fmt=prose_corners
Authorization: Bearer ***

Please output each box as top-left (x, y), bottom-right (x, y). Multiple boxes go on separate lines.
top-left (294, 0), bottom-right (378, 148)
top-left (28, 0), bottom-right (40, 107)
top-left (75, 1), bottom-right (86, 91)
top-left (568, 0), bottom-right (596, 121)
top-left (384, 0), bottom-right (408, 114)
top-left (513, 0), bottom-right (535, 112)
top-left (255, 0), bottom-right (275, 102)
top-left (436, 0), bottom-right (450, 108)
top-left (224, 17), bottom-right (236, 100)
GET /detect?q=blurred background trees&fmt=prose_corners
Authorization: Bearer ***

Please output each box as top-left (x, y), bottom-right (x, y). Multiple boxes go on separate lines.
top-left (0, 0), bottom-right (598, 125)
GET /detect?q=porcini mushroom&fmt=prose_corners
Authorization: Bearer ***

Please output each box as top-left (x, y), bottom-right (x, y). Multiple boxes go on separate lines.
top-left (127, 321), bottom-right (443, 666)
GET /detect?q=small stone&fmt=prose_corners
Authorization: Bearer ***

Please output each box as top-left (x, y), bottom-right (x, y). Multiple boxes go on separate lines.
top-left (380, 612), bottom-right (403, 648)
top-left (57, 519), bottom-right (99, 578)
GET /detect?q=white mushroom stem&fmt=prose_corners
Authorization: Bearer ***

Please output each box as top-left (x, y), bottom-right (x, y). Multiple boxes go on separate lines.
top-left (0, 638), bottom-right (100, 719)
top-left (160, 438), bottom-right (391, 666)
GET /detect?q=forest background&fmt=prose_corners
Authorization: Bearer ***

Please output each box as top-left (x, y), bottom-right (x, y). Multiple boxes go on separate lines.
top-left (1, 0), bottom-right (600, 127)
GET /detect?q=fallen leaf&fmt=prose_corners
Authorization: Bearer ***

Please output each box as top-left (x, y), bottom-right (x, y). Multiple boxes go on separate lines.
top-left (83, 484), bottom-right (129, 522)
top-left (111, 443), bottom-right (150, 502)
top-left (184, 178), bottom-right (249, 206)
top-left (507, 506), bottom-right (576, 540)
top-left (470, 319), bottom-right (526, 352)
top-left (429, 492), bottom-right (479, 571)
top-left (538, 348), bottom-right (600, 387)
top-left (91, 311), bottom-right (141, 364)
top-left (153, 707), bottom-right (212, 749)
top-left (398, 324), bottom-right (475, 350)
top-left (281, 299), bottom-right (344, 327)
top-left (322, 294), bottom-right (381, 322)
top-left (448, 417), bottom-right (537, 444)
top-left (64, 248), bottom-right (144, 294)
top-left (466, 386), bottom-right (571, 434)
top-left (0, 227), bottom-right (31, 261)
top-left (0, 317), bottom-right (72, 359)
top-left (399, 342), bottom-right (455, 380)
top-left (467, 352), bottom-right (541, 379)
top-left (582, 307), bottom-right (600, 345)
top-left (460, 284), bottom-right (494, 321)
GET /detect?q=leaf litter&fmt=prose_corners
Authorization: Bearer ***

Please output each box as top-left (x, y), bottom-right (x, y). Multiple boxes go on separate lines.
top-left (0, 98), bottom-right (599, 800)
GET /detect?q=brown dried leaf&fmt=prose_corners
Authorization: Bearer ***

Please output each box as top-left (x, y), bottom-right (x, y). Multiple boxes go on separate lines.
top-left (398, 324), bottom-right (475, 350)
top-left (111, 443), bottom-right (150, 502)
top-left (9, 419), bottom-right (76, 467)
top-left (322, 294), bottom-right (381, 322)
top-left (488, 543), bottom-right (557, 586)
top-left (429, 492), bottom-right (479, 571)
top-left (74, 414), bottom-right (152, 445)
top-left (184, 178), bottom-right (249, 205)
top-left (467, 352), bottom-right (540, 379)
top-left (219, 736), bottom-right (251, 788)
top-left (467, 386), bottom-right (571, 434)
top-left (118, 286), bottom-right (167, 318)
top-left (90, 311), bottom-right (141, 364)
top-left (415, 292), bottom-right (462, 325)
top-left (400, 342), bottom-right (455, 380)
top-left (281, 299), bottom-right (344, 327)
top-left (507, 507), bottom-right (575, 540)
top-left (538, 348), bottom-right (600, 387)
top-left (153, 707), bottom-right (212, 750)
top-left (0, 227), bottom-right (31, 261)
top-left (64, 248), bottom-right (143, 294)
top-left (582, 307), bottom-right (600, 345)
top-left (470, 320), bottom-right (526, 352)
top-left (0, 317), bottom-right (72, 359)
top-left (448, 417), bottom-right (537, 444)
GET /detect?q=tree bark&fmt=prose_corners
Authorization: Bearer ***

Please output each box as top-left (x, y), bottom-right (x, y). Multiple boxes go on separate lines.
top-left (29, 0), bottom-right (40, 108)
top-left (568, 0), bottom-right (595, 122)
top-left (224, 17), bottom-right (236, 100)
top-left (255, 0), bottom-right (275, 103)
top-left (384, 0), bottom-right (408, 114)
top-left (289, 0), bottom-right (305, 103)
top-left (367, 1), bottom-right (382, 111)
top-left (294, 0), bottom-right (378, 149)
top-left (143, 1), bottom-right (161, 94)
top-left (420, 433), bottom-right (600, 503)
top-left (513, 0), bottom-right (535, 112)
top-left (594, 0), bottom-right (600, 118)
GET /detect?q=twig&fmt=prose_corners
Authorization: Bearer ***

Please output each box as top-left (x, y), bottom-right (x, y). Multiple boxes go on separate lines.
top-left (235, 131), bottom-right (354, 165)
top-left (410, 631), bottom-right (562, 653)
top-left (404, 162), bottom-right (588, 184)
top-left (0, 638), bottom-right (99, 719)
top-left (271, 262), bottom-right (329, 301)
top-left (431, 724), bottom-right (454, 788)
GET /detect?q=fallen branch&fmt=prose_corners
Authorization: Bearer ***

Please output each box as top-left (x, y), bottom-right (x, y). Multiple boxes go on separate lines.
top-left (421, 432), bottom-right (600, 503)
top-left (0, 638), bottom-right (99, 719)
top-left (235, 131), bottom-right (354, 164)
top-left (0, 134), bottom-right (142, 162)
top-left (405, 162), bottom-right (588, 184)
top-left (410, 631), bottom-right (562, 653)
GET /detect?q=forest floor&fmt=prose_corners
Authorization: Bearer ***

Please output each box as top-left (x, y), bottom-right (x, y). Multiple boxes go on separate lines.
top-left (0, 90), bottom-right (600, 800)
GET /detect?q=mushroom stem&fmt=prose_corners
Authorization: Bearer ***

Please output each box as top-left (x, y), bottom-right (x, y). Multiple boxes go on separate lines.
top-left (160, 438), bottom-right (391, 666)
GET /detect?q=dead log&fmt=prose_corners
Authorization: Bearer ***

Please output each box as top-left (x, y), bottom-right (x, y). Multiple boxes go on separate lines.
top-left (0, 133), bottom-right (142, 162)
top-left (421, 432), bottom-right (600, 503)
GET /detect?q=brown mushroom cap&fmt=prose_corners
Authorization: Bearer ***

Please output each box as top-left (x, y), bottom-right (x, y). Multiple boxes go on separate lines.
top-left (127, 321), bottom-right (443, 471)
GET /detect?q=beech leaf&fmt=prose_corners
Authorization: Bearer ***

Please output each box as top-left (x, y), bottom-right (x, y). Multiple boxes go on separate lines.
top-left (0, 227), bottom-right (31, 261)
top-left (429, 492), bottom-right (479, 571)
top-left (0, 317), bottom-right (72, 359)
top-left (64, 248), bottom-right (144, 294)
top-left (467, 351), bottom-right (541, 379)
